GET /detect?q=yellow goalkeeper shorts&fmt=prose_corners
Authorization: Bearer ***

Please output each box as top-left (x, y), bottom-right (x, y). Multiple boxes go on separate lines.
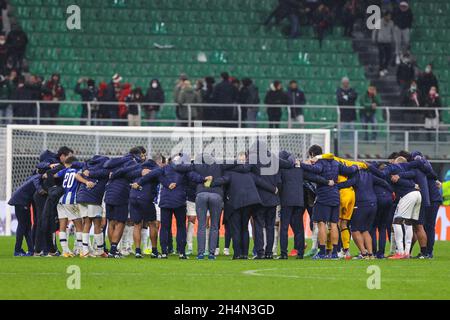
top-left (339, 189), bottom-right (355, 221)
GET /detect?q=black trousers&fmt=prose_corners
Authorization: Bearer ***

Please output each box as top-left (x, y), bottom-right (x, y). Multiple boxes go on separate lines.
top-left (254, 205), bottom-right (277, 257)
top-left (160, 206), bottom-right (186, 255)
top-left (32, 191), bottom-right (48, 253)
top-left (14, 205), bottom-right (33, 253)
top-left (35, 186), bottom-right (63, 253)
top-left (378, 43), bottom-right (392, 70)
top-left (230, 206), bottom-right (252, 258)
top-left (280, 206), bottom-right (305, 257)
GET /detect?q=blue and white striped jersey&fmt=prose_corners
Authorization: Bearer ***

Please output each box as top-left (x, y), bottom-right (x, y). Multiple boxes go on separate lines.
top-left (57, 168), bottom-right (81, 205)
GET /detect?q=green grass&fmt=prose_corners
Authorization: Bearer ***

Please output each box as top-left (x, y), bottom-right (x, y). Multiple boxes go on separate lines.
top-left (1, 237), bottom-right (450, 300)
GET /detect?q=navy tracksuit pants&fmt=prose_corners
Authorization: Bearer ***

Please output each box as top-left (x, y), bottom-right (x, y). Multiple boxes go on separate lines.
top-left (425, 202), bottom-right (441, 255)
top-left (230, 206), bottom-right (252, 258)
top-left (280, 206), bottom-right (305, 257)
top-left (160, 206), bottom-right (186, 255)
top-left (14, 205), bottom-right (33, 253)
top-left (254, 205), bottom-right (277, 257)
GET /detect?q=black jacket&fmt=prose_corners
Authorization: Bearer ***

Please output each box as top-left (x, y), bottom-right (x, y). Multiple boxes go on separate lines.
top-left (336, 87), bottom-right (358, 122)
top-left (145, 80), bottom-right (165, 111)
top-left (393, 8), bottom-right (413, 29)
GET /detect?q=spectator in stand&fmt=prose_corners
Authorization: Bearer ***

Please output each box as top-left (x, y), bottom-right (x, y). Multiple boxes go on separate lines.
top-left (265, 80), bottom-right (288, 129)
top-left (11, 75), bottom-right (35, 124)
top-left (126, 87), bottom-right (144, 127)
top-left (372, 11), bottom-right (395, 77)
top-left (74, 78), bottom-right (99, 125)
top-left (342, 0), bottom-right (357, 37)
top-left (41, 73), bottom-right (65, 125)
top-left (177, 80), bottom-right (202, 126)
top-left (336, 77), bottom-right (358, 140)
top-left (202, 76), bottom-right (216, 126)
top-left (96, 81), bottom-right (108, 123)
top-left (287, 80), bottom-right (306, 126)
top-left (304, 0), bottom-right (321, 24)
top-left (173, 73), bottom-right (188, 105)
top-left (0, 33), bottom-right (8, 76)
top-left (238, 77), bottom-right (260, 128)
top-left (396, 52), bottom-right (415, 95)
top-left (360, 86), bottom-right (381, 141)
top-left (392, 1), bottom-right (413, 65)
top-left (0, 1), bottom-right (7, 32)
top-left (104, 73), bottom-right (123, 125)
top-left (118, 83), bottom-right (132, 125)
top-left (194, 79), bottom-right (205, 121)
top-left (417, 64), bottom-right (439, 99)
top-left (401, 80), bottom-right (421, 127)
top-left (313, 4), bottom-right (333, 47)
top-left (423, 86), bottom-right (441, 135)
top-left (144, 79), bottom-right (165, 124)
top-left (6, 22), bottom-right (28, 72)
top-left (0, 73), bottom-right (11, 123)
top-left (213, 72), bottom-right (238, 127)
top-left (264, 0), bottom-right (301, 38)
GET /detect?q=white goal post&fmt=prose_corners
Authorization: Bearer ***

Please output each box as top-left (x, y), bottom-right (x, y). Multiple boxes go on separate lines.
top-left (4, 125), bottom-right (330, 236)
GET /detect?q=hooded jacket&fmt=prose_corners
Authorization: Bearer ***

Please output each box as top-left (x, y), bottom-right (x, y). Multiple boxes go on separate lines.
top-left (8, 174), bottom-right (40, 206)
top-left (77, 156), bottom-right (110, 205)
top-left (278, 151), bottom-right (329, 207)
top-left (103, 153), bottom-right (141, 205)
top-left (301, 159), bottom-right (357, 206)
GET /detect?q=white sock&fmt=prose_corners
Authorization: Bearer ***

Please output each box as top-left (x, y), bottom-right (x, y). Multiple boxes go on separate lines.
top-left (187, 221), bottom-right (195, 250)
top-left (141, 228), bottom-right (149, 251)
top-left (94, 233), bottom-right (104, 253)
top-left (124, 225), bottom-right (133, 250)
top-left (404, 224), bottom-right (413, 255)
top-left (82, 233), bottom-right (90, 255)
top-left (390, 230), bottom-right (396, 254)
top-left (273, 226), bottom-right (279, 255)
top-left (205, 227), bottom-right (210, 252)
top-left (75, 232), bottom-right (83, 252)
top-left (263, 228), bottom-right (267, 249)
top-left (393, 224), bottom-right (404, 254)
top-left (59, 231), bottom-right (69, 254)
top-left (312, 224), bottom-right (319, 250)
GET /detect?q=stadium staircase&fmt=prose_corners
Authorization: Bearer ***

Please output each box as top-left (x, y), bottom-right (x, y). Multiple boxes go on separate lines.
top-left (352, 0), bottom-right (449, 123)
top-left (9, 0), bottom-right (371, 126)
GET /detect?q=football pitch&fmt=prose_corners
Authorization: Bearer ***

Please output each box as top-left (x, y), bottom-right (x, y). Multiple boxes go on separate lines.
top-left (0, 237), bottom-right (449, 300)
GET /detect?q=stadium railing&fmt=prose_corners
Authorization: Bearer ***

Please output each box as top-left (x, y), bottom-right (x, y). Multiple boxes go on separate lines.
top-left (0, 100), bottom-right (448, 160)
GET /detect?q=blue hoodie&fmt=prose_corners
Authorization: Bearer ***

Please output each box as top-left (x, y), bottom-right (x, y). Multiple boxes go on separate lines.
top-left (137, 159), bottom-right (204, 209)
top-left (369, 163), bottom-right (417, 199)
top-left (278, 151), bottom-right (329, 207)
top-left (104, 153), bottom-right (141, 206)
top-left (119, 159), bottom-right (160, 203)
top-left (338, 170), bottom-right (392, 207)
top-left (77, 156), bottom-right (110, 205)
top-left (301, 159), bottom-right (357, 206)
top-left (8, 174), bottom-right (41, 206)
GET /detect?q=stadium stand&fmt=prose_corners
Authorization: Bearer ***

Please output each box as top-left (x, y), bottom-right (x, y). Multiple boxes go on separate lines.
top-left (9, 0), bottom-right (370, 124)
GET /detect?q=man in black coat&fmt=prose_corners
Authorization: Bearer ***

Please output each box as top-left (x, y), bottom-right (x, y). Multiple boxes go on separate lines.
top-left (75, 78), bottom-right (99, 125)
top-left (336, 77), bottom-right (358, 140)
top-left (213, 72), bottom-right (238, 127)
top-left (6, 23), bottom-right (28, 72)
top-left (265, 81), bottom-right (288, 128)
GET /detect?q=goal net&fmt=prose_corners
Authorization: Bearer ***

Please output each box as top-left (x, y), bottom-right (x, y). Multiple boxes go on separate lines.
top-left (3, 125), bottom-right (330, 235)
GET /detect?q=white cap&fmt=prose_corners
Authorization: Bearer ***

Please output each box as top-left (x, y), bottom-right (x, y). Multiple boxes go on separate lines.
top-left (112, 73), bottom-right (122, 83)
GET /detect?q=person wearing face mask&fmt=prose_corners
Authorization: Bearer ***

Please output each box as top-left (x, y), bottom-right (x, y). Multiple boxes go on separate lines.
top-left (417, 64), bottom-right (439, 99)
top-left (144, 79), bottom-right (165, 124)
top-left (423, 86), bottom-right (441, 134)
top-left (360, 86), bottom-right (381, 141)
top-left (401, 80), bottom-right (422, 132)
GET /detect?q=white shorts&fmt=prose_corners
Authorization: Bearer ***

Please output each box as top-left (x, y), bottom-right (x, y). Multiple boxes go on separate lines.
top-left (155, 204), bottom-right (161, 222)
top-left (186, 201), bottom-right (196, 217)
top-left (57, 204), bottom-right (82, 221)
top-left (394, 191), bottom-right (422, 221)
top-left (275, 205), bottom-right (281, 223)
top-left (79, 204), bottom-right (103, 219)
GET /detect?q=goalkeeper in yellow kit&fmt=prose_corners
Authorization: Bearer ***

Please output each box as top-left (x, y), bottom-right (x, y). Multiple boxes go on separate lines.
top-left (313, 153), bottom-right (367, 259)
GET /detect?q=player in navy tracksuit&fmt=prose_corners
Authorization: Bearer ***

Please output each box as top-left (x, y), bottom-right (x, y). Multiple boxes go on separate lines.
top-left (410, 151), bottom-right (443, 258)
top-left (278, 151), bottom-right (331, 259)
top-left (8, 174), bottom-right (40, 256)
top-left (135, 154), bottom-right (206, 259)
top-left (123, 158), bottom-right (161, 258)
top-left (300, 145), bottom-right (357, 260)
top-left (371, 164), bottom-right (394, 258)
top-left (338, 170), bottom-right (391, 259)
top-left (77, 155), bottom-right (110, 257)
top-left (103, 148), bottom-right (145, 258)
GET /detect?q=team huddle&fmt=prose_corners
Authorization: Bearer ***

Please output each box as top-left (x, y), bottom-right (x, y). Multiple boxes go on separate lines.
top-left (9, 142), bottom-right (443, 260)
